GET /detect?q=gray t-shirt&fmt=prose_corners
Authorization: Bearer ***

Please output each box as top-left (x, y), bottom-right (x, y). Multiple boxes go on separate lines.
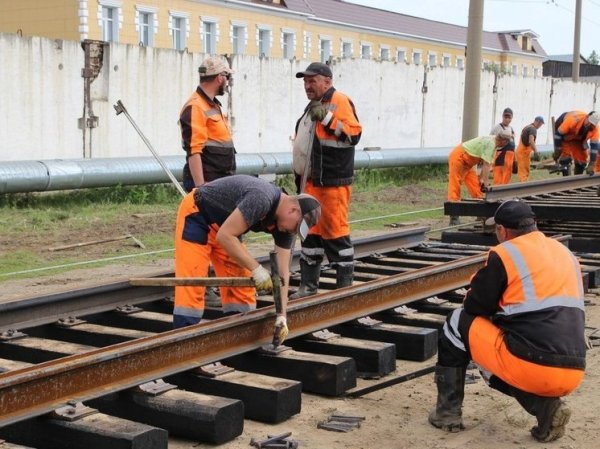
top-left (198, 175), bottom-right (294, 249)
top-left (520, 124), bottom-right (538, 147)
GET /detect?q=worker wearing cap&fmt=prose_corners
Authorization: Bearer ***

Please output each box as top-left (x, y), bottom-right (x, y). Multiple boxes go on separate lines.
top-left (174, 174), bottom-right (321, 343)
top-left (179, 56), bottom-right (236, 192)
top-left (491, 107), bottom-right (516, 185)
top-left (516, 116), bottom-right (545, 182)
top-left (553, 110), bottom-right (600, 175)
top-left (429, 200), bottom-right (585, 443)
top-left (447, 131), bottom-right (512, 225)
top-left (290, 62), bottom-right (362, 298)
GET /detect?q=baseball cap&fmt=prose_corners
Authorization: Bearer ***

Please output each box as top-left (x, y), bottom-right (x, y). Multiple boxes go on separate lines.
top-left (588, 111), bottom-right (600, 126)
top-left (198, 57), bottom-right (234, 77)
top-left (534, 115), bottom-right (545, 124)
top-left (503, 107), bottom-right (513, 117)
top-left (296, 62), bottom-right (333, 78)
top-left (295, 193), bottom-right (321, 241)
top-left (484, 200), bottom-right (536, 229)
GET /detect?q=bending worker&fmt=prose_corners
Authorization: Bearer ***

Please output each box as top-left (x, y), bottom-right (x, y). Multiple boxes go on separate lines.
top-left (491, 107), bottom-right (516, 185)
top-left (516, 116), bottom-right (545, 182)
top-left (429, 200), bottom-right (586, 443)
top-left (447, 129), bottom-right (512, 226)
top-left (174, 175), bottom-right (321, 344)
top-left (290, 62), bottom-right (362, 299)
top-left (179, 56), bottom-right (236, 192)
top-left (553, 110), bottom-right (600, 175)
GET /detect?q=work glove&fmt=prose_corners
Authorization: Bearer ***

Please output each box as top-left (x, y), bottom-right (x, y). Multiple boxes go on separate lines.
top-left (586, 164), bottom-right (595, 175)
top-left (308, 100), bottom-right (329, 122)
top-left (252, 265), bottom-right (273, 293)
top-left (274, 315), bottom-right (289, 346)
top-left (531, 151), bottom-right (541, 162)
top-left (479, 182), bottom-right (488, 193)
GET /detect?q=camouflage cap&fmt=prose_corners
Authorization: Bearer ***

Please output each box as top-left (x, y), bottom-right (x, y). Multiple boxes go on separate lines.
top-left (198, 57), bottom-right (234, 77)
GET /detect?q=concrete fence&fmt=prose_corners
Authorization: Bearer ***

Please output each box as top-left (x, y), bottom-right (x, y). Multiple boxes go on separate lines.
top-left (0, 33), bottom-right (598, 162)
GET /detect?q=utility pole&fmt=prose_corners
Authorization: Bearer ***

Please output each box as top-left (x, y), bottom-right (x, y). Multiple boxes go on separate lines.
top-left (572, 0), bottom-right (582, 82)
top-left (462, 0), bottom-right (484, 141)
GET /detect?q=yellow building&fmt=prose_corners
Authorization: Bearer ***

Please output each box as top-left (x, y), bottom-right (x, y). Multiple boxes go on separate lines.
top-left (0, 0), bottom-right (546, 76)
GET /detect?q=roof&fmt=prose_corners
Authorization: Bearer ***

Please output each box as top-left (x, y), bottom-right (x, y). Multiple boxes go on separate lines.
top-left (546, 54), bottom-right (589, 63)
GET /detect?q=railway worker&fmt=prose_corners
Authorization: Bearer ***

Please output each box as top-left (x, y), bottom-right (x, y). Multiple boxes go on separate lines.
top-left (290, 62), bottom-right (362, 299)
top-left (516, 116), bottom-right (545, 182)
top-left (447, 130), bottom-right (513, 226)
top-left (491, 107), bottom-right (516, 185)
top-left (553, 110), bottom-right (600, 175)
top-left (179, 56), bottom-right (236, 192)
top-left (429, 199), bottom-right (586, 443)
top-left (174, 175), bottom-right (321, 346)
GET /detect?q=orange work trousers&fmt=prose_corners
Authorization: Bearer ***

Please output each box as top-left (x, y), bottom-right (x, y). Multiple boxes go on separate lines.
top-left (174, 191), bottom-right (255, 326)
top-left (561, 141), bottom-right (589, 165)
top-left (447, 145), bottom-right (484, 202)
top-left (516, 143), bottom-right (533, 182)
top-left (492, 150), bottom-right (514, 185)
top-left (468, 316), bottom-right (584, 397)
top-left (304, 180), bottom-right (351, 240)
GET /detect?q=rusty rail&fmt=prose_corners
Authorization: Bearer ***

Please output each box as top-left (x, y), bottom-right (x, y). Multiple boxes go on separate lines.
top-left (484, 173), bottom-right (600, 201)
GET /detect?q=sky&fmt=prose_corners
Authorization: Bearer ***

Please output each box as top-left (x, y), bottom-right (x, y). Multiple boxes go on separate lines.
top-left (346, 0), bottom-right (600, 58)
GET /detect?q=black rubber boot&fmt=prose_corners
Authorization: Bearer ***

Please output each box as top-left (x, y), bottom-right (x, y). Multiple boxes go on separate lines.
top-left (428, 366), bottom-right (466, 432)
top-left (512, 390), bottom-right (571, 443)
top-left (449, 216), bottom-right (460, 226)
top-left (574, 162), bottom-right (586, 175)
top-left (335, 264), bottom-right (354, 289)
top-left (289, 260), bottom-right (320, 299)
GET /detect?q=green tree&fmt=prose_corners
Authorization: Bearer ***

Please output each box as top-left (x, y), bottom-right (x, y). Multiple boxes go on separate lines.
top-left (588, 50), bottom-right (599, 65)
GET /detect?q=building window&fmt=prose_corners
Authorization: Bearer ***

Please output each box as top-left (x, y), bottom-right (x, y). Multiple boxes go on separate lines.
top-left (320, 38), bottom-right (331, 63)
top-left (412, 50), bottom-right (422, 65)
top-left (380, 46), bottom-right (389, 61)
top-left (457, 57), bottom-right (464, 70)
top-left (428, 52), bottom-right (437, 67)
top-left (523, 65), bottom-right (528, 77)
top-left (202, 20), bottom-right (217, 54)
top-left (136, 6), bottom-right (157, 47)
top-left (533, 67), bottom-right (540, 78)
top-left (443, 54), bottom-right (451, 67)
top-left (170, 13), bottom-right (187, 50)
top-left (258, 27), bottom-right (271, 57)
top-left (303, 32), bottom-right (311, 58)
top-left (342, 41), bottom-right (352, 59)
top-left (282, 31), bottom-right (295, 59)
top-left (101, 6), bottom-right (119, 42)
top-left (512, 64), bottom-right (518, 75)
top-left (397, 49), bottom-right (406, 63)
top-left (231, 24), bottom-right (246, 54)
top-left (361, 43), bottom-right (371, 59)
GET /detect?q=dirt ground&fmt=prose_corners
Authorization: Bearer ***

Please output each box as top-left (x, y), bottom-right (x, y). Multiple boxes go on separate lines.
top-left (1, 182), bottom-right (598, 449)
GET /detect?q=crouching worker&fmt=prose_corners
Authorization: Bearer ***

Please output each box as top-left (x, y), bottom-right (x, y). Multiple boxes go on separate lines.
top-left (429, 200), bottom-right (586, 443)
top-left (174, 175), bottom-right (321, 343)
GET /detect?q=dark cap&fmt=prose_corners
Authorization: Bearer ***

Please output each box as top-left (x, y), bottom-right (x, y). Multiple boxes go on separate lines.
top-left (295, 194), bottom-right (321, 240)
top-left (484, 200), bottom-right (536, 229)
top-left (503, 107), bottom-right (513, 117)
top-left (296, 62), bottom-right (332, 78)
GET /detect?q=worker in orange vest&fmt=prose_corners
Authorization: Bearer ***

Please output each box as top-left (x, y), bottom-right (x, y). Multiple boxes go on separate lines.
top-left (491, 107), bottom-right (516, 185)
top-left (553, 110), bottom-right (600, 175)
top-left (516, 116), bottom-right (545, 182)
top-left (429, 200), bottom-right (585, 443)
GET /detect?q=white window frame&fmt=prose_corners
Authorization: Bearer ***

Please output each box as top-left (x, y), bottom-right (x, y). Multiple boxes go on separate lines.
top-left (98, 0), bottom-right (122, 43)
top-left (201, 17), bottom-right (219, 54)
top-left (456, 57), bottom-right (464, 70)
top-left (319, 35), bottom-right (332, 63)
top-left (428, 51), bottom-right (437, 67)
top-left (412, 49), bottom-right (422, 65)
top-left (380, 45), bottom-right (390, 61)
top-left (303, 31), bottom-right (311, 58)
top-left (512, 63), bottom-right (518, 76)
top-left (136, 5), bottom-right (157, 47)
top-left (231, 21), bottom-right (247, 55)
top-left (169, 11), bottom-right (189, 51)
top-left (443, 53), bottom-right (451, 68)
top-left (533, 67), bottom-right (540, 78)
top-left (361, 41), bottom-right (372, 60)
top-left (396, 48), bottom-right (406, 63)
top-left (341, 39), bottom-right (353, 59)
top-left (257, 25), bottom-right (272, 57)
top-left (281, 28), bottom-right (295, 59)
top-left (523, 65), bottom-right (528, 77)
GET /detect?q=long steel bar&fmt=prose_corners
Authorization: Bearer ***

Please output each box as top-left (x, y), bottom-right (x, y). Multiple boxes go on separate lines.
top-left (483, 173), bottom-right (600, 201)
top-left (0, 253), bottom-right (485, 427)
top-left (0, 227), bottom-right (428, 333)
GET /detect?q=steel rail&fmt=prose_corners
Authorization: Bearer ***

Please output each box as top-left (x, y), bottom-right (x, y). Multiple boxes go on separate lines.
top-left (0, 252), bottom-right (485, 427)
top-left (483, 173), bottom-right (600, 201)
top-left (0, 227), bottom-right (429, 333)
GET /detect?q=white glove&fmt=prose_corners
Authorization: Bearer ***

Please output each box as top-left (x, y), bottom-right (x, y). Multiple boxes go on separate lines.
top-left (274, 315), bottom-right (289, 345)
top-left (252, 265), bottom-right (273, 292)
